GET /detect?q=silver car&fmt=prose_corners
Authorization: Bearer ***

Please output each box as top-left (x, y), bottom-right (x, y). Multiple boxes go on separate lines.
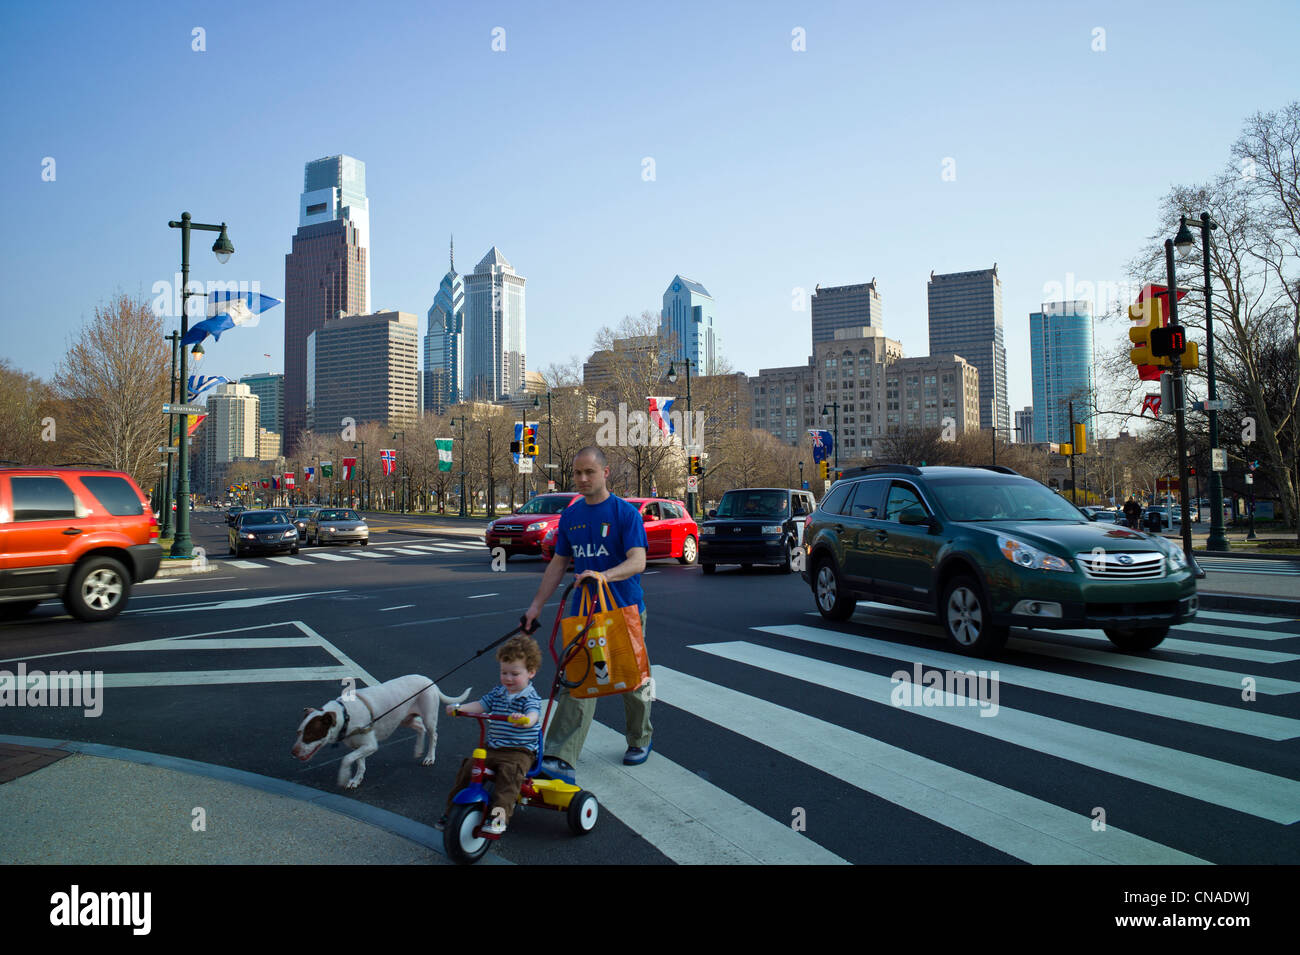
top-left (305, 508), bottom-right (369, 546)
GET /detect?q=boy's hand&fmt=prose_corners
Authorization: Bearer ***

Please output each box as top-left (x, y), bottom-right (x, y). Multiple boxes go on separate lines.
top-left (507, 713), bottom-right (532, 726)
top-left (445, 705), bottom-right (459, 716)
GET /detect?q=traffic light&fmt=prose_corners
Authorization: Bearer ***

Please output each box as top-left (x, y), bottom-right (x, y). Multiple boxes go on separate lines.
top-left (509, 440), bottom-right (521, 454)
top-left (1150, 324), bottom-right (1185, 358)
top-left (1128, 297), bottom-right (1161, 367)
top-left (688, 454), bottom-right (700, 475)
top-left (524, 426), bottom-right (537, 457)
top-left (1072, 423), bottom-right (1087, 455)
top-left (819, 460), bottom-right (829, 480)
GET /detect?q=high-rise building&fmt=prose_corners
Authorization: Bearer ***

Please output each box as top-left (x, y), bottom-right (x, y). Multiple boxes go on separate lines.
top-left (307, 311), bottom-right (419, 434)
top-left (299, 155), bottom-right (371, 312)
top-left (283, 156), bottom-right (371, 453)
top-left (1029, 301), bottom-right (1095, 445)
top-left (425, 238), bottom-right (465, 416)
top-left (927, 266), bottom-right (1009, 435)
top-left (201, 383), bottom-right (260, 494)
top-left (813, 327), bottom-right (904, 462)
top-left (463, 247), bottom-right (526, 401)
top-left (811, 280), bottom-right (882, 354)
top-left (240, 372), bottom-right (284, 437)
top-left (750, 363), bottom-right (816, 447)
top-left (1015, 406), bottom-right (1034, 443)
top-left (660, 276), bottom-right (719, 376)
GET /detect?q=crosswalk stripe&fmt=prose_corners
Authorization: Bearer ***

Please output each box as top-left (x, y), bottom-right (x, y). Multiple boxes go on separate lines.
top-left (1005, 638), bottom-right (1300, 695)
top-left (1174, 622), bottom-right (1300, 642)
top-left (226, 560), bottom-right (266, 569)
top-left (266, 556), bottom-right (314, 566)
top-left (1198, 610), bottom-right (1297, 625)
top-left (384, 547), bottom-right (431, 556)
top-left (350, 550), bottom-right (393, 558)
top-left (652, 666), bottom-right (1206, 864)
top-left (689, 640), bottom-right (1300, 824)
top-left (302, 551), bottom-right (359, 561)
top-left (758, 624), bottom-right (1298, 740)
top-left (569, 721), bottom-right (847, 864)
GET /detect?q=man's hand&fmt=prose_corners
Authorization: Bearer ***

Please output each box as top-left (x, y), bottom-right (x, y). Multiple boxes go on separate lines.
top-left (575, 570), bottom-right (607, 586)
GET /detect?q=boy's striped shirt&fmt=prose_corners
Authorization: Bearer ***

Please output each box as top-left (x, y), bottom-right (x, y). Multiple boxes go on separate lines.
top-left (479, 684), bottom-right (543, 750)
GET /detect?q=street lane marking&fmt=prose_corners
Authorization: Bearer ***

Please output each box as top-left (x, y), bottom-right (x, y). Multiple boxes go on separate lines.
top-left (129, 588), bottom-right (248, 601)
top-left (124, 590), bottom-right (347, 615)
top-left (1026, 629), bottom-right (1300, 665)
top-left (758, 624), bottom-right (1299, 740)
top-left (1174, 622), bottom-right (1300, 641)
top-left (226, 560), bottom-right (267, 569)
top-left (385, 547), bottom-right (430, 556)
top-left (267, 556), bottom-right (314, 566)
top-left (302, 551), bottom-right (359, 561)
top-left (350, 550), bottom-right (393, 558)
top-left (467, 593), bottom-right (498, 599)
top-left (568, 720), bottom-right (846, 864)
top-left (379, 604), bottom-right (416, 612)
top-left (652, 666), bottom-right (1206, 865)
top-left (689, 641), bottom-right (1300, 824)
top-left (1198, 610), bottom-right (1297, 625)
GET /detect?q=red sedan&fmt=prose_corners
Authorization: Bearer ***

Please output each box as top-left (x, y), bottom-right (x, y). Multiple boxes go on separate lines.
top-left (541, 497), bottom-right (698, 564)
top-left (484, 493), bottom-right (581, 558)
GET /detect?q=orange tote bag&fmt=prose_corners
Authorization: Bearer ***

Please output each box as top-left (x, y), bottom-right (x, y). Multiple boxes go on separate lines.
top-left (559, 578), bottom-right (650, 698)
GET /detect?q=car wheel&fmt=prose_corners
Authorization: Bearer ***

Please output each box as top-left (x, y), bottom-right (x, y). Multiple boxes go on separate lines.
top-left (229, 544), bottom-right (236, 555)
top-left (779, 541), bottom-right (796, 574)
top-left (567, 790), bottom-right (599, 835)
top-left (940, 576), bottom-right (1008, 657)
top-left (63, 556), bottom-right (131, 622)
top-left (678, 535), bottom-right (698, 565)
top-left (290, 547), bottom-right (299, 555)
top-left (443, 801), bottom-right (493, 865)
top-left (360, 539), bottom-right (368, 547)
top-left (814, 558), bottom-right (855, 621)
top-left (1103, 627), bottom-right (1169, 651)
top-left (0, 600), bottom-right (41, 620)
top-left (701, 563), bottom-right (715, 575)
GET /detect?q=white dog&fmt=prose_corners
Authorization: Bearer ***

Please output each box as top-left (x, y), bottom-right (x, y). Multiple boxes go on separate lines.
top-left (292, 675), bottom-right (471, 789)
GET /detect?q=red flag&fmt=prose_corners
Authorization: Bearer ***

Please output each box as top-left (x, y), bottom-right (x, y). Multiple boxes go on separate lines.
top-left (1140, 394), bottom-right (1161, 417)
top-left (285, 472), bottom-right (295, 489)
top-left (342, 457), bottom-right (357, 480)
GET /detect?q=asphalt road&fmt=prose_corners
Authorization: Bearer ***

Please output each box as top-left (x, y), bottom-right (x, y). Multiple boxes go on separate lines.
top-left (2, 508), bottom-right (1298, 864)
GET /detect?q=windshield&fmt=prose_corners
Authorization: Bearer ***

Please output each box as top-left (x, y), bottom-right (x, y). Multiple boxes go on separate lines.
top-left (927, 478), bottom-right (1086, 522)
top-left (516, 495), bottom-right (574, 515)
top-left (318, 510), bottom-right (360, 522)
top-left (715, 490), bottom-right (789, 519)
top-left (239, 511), bottom-right (290, 526)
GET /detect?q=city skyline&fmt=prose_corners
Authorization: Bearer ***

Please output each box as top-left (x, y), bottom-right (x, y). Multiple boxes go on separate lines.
top-left (5, 2), bottom-right (1295, 428)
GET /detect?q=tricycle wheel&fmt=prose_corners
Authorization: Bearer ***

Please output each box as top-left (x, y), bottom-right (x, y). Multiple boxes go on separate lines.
top-left (567, 790), bottom-right (599, 835)
top-left (444, 801), bottom-right (493, 864)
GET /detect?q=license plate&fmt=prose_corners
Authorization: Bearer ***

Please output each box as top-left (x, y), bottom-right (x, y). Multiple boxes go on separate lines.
top-left (498, 537), bottom-right (512, 544)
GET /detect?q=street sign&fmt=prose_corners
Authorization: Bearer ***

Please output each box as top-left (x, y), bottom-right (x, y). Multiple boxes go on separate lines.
top-left (1212, 448), bottom-right (1228, 472)
top-left (547, 480), bottom-right (555, 491)
top-left (1194, 399), bottom-right (1232, 412)
top-left (162, 403), bottom-right (205, 415)
top-left (686, 475), bottom-right (699, 493)
top-left (1245, 473), bottom-right (1254, 485)
top-left (157, 446), bottom-right (177, 454)
top-left (518, 458), bottom-right (534, 474)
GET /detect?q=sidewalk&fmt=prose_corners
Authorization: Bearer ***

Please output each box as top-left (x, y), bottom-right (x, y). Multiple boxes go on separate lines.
top-left (0, 736), bottom-right (507, 865)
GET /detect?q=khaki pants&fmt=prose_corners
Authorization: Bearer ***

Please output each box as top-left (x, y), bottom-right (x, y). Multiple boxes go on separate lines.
top-left (544, 610), bottom-right (651, 767)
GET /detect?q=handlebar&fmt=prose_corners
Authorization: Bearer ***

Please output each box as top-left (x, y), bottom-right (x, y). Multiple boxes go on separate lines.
top-left (450, 709), bottom-right (532, 726)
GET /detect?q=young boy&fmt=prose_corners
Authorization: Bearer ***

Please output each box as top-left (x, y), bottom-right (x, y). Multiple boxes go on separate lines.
top-left (438, 634), bottom-right (543, 835)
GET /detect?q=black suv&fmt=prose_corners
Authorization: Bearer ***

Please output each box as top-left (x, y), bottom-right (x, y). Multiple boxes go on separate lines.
top-left (801, 465), bottom-right (1197, 656)
top-left (699, 487), bottom-right (817, 574)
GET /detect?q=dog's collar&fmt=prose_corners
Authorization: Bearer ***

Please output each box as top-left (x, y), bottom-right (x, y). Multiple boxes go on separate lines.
top-left (331, 695), bottom-right (376, 745)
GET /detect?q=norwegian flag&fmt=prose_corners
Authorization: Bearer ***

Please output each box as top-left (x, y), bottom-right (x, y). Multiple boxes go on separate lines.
top-left (1141, 394), bottom-right (1161, 417)
top-left (380, 448), bottom-right (397, 476)
top-left (647, 396), bottom-right (676, 437)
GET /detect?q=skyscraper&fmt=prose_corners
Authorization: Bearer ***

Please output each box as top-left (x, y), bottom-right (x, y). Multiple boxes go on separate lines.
top-left (811, 280), bottom-right (882, 354)
top-left (240, 372), bottom-right (284, 437)
top-left (462, 247), bottom-right (526, 401)
top-left (283, 156), bottom-right (370, 453)
top-left (1029, 301), bottom-right (1095, 445)
top-left (660, 276), bottom-right (719, 375)
top-left (307, 311), bottom-right (419, 433)
top-left (424, 238), bottom-right (465, 416)
top-left (927, 266), bottom-right (1009, 435)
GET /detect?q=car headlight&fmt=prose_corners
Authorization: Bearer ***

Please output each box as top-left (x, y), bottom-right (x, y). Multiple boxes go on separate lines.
top-left (243, 532), bottom-right (256, 540)
top-left (526, 522), bottom-right (545, 532)
top-left (700, 526), bottom-right (716, 536)
top-left (998, 536), bottom-right (1073, 572)
top-left (761, 525), bottom-right (783, 535)
top-left (1155, 537), bottom-right (1188, 572)
top-left (283, 530), bottom-right (297, 539)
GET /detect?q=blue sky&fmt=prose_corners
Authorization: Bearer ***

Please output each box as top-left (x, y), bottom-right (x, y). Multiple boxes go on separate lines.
top-left (3, 0), bottom-right (1296, 420)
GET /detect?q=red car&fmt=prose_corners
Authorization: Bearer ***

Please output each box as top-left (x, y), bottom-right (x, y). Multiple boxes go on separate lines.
top-left (485, 493), bottom-right (581, 558)
top-left (540, 497), bottom-right (698, 564)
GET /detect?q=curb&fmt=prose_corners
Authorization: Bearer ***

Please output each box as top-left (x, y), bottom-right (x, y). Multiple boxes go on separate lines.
top-left (0, 734), bottom-right (511, 865)
top-left (1192, 549), bottom-right (1300, 562)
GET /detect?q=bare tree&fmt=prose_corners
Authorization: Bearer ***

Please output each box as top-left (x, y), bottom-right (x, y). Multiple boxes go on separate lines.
top-left (51, 294), bottom-right (169, 490)
top-left (0, 359), bottom-right (58, 466)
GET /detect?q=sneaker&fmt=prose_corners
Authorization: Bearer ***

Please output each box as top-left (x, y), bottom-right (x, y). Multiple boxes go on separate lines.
top-left (538, 756), bottom-right (576, 784)
top-left (623, 741), bottom-right (653, 765)
top-left (482, 816), bottom-right (507, 835)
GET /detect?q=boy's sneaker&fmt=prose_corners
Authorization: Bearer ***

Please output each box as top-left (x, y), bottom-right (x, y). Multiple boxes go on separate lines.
top-left (482, 816), bottom-right (507, 835)
top-left (538, 756), bottom-right (576, 784)
top-left (623, 741), bottom-right (652, 765)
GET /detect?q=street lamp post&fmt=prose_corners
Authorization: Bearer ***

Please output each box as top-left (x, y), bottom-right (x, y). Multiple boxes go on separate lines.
top-left (533, 392), bottom-right (554, 490)
top-left (1162, 239), bottom-right (1195, 565)
top-left (353, 440), bottom-right (366, 511)
top-left (160, 331), bottom-right (180, 539)
top-left (667, 360), bottom-right (696, 515)
top-left (798, 460), bottom-right (804, 489)
top-left (166, 212), bottom-right (233, 558)
top-left (452, 415), bottom-right (467, 517)
top-left (1174, 212), bottom-right (1228, 551)
top-left (821, 403), bottom-right (840, 470)
top-left (392, 431), bottom-right (406, 513)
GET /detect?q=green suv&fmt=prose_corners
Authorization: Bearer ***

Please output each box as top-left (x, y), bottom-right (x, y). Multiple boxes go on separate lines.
top-left (801, 464), bottom-right (1197, 656)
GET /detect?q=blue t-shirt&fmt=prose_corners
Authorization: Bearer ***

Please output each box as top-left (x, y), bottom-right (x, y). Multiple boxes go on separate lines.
top-left (555, 493), bottom-right (647, 614)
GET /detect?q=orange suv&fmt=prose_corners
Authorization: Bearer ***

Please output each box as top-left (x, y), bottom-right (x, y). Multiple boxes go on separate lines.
top-left (0, 467), bottom-right (162, 621)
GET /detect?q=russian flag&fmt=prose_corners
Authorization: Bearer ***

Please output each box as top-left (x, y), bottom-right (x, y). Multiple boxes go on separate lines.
top-left (647, 396), bottom-right (676, 437)
top-left (182, 290), bottom-right (282, 346)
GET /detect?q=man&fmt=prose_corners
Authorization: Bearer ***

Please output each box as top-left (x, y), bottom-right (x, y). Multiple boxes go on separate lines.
top-left (1123, 497), bottom-right (1141, 530)
top-left (524, 446), bottom-right (651, 782)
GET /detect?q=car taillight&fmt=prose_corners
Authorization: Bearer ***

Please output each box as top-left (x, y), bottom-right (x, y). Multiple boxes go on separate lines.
top-left (148, 512), bottom-right (159, 542)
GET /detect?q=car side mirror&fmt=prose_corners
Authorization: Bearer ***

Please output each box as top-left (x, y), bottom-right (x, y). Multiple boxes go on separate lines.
top-left (899, 505), bottom-right (930, 526)
top-left (707, 509), bottom-right (717, 518)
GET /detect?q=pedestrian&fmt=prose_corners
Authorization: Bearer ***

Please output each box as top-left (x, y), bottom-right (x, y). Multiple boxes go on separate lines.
top-left (523, 446), bottom-right (651, 783)
top-left (438, 634), bottom-right (543, 835)
top-left (1123, 497), bottom-right (1141, 530)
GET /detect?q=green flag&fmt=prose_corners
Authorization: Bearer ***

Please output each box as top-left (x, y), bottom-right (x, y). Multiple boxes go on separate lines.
top-left (436, 438), bottom-right (453, 472)
top-left (321, 461), bottom-right (333, 478)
